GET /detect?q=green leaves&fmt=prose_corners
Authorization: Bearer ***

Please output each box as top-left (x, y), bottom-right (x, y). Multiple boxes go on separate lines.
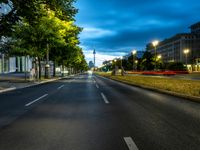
top-left (0, 0), bottom-right (88, 71)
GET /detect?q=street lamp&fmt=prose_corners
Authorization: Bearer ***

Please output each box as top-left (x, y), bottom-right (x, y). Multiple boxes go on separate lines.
top-left (152, 40), bottom-right (159, 70)
top-left (120, 56), bottom-right (125, 76)
top-left (114, 59), bottom-right (117, 69)
top-left (132, 50), bottom-right (137, 71)
top-left (183, 49), bottom-right (190, 69)
top-left (120, 56), bottom-right (123, 69)
top-left (157, 54), bottom-right (162, 60)
top-left (135, 60), bottom-right (138, 71)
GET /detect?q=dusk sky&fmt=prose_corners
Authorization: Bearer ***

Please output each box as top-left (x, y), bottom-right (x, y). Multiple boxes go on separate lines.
top-left (75, 0), bottom-right (200, 66)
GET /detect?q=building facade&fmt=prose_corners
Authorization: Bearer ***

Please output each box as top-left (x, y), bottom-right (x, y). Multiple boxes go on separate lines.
top-left (0, 54), bottom-right (32, 74)
top-left (146, 22), bottom-right (200, 71)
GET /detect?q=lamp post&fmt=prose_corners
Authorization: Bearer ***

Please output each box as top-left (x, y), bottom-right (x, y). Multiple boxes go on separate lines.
top-left (157, 54), bottom-right (162, 60)
top-left (93, 49), bottom-right (96, 71)
top-left (135, 60), bottom-right (138, 71)
top-left (120, 56), bottom-right (125, 76)
top-left (120, 56), bottom-right (123, 69)
top-left (113, 59), bottom-right (117, 75)
top-left (132, 50), bottom-right (137, 71)
top-left (183, 49), bottom-right (190, 70)
top-left (152, 40), bottom-right (159, 71)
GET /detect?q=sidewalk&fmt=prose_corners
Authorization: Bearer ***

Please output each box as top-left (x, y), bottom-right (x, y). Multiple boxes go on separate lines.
top-left (0, 73), bottom-right (62, 93)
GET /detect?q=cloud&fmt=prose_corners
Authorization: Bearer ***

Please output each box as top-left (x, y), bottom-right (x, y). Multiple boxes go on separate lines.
top-left (75, 0), bottom-right (200, 66)
top-left (79, 27), bottom-right (116, 39)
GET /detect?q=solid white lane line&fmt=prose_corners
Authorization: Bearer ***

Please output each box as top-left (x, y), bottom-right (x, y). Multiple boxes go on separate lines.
top-left (25, 94), bottom-right (48, 107)
top-left (124, 137), bottom-right (139, 150)
top-left (101, 92), bottom-right (109, 104)
top-left (57, 85), bottom-right (64, 90)
top-left (96, 84), bottom-right (99, 89)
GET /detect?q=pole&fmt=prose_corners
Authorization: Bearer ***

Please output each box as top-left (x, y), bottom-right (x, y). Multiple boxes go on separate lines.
top-left (186, 53), bottom-right (188, 70)
top-left (132, 54), bottom-right (134, 71)
top-left (25, 56), bottom-right (27, 81)
top-left (93, 49), bottom-right (96, 71)
top-left (155, 46), bottom-right (157, 71)
top-left (2, 54), bottom-right (4, 73)
top-left (121, 59), bottom-right (122, 69)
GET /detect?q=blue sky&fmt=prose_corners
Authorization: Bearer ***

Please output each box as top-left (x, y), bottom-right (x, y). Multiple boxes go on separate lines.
top-left (75, 0), bottom-right (200, 66)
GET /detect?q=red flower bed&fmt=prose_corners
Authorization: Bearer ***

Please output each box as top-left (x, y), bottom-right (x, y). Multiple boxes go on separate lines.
top-left (172, 71), bottom-right (189, 74)
top-left (142, 71), bottom-right (176, 75)
top-left (128, 70), bottom-right (189, 75)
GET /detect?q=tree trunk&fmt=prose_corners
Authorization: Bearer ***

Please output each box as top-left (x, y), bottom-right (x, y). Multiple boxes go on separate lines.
top-left (53, 61), bottom-right (56, 77)
top-left (62, 62), bottom-right (65, 77)
top-left (38, 58), bottom-right (41, 80)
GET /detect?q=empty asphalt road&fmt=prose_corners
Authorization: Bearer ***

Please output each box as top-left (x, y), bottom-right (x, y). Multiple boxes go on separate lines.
top-left (0, 73), bottom-right (200, 150)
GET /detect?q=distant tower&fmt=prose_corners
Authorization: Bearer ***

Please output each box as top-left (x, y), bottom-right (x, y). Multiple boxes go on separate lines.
top-left (93, 49), bottom-right (96, 67)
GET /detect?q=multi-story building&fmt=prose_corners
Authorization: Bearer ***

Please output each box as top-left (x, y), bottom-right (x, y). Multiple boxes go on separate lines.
top-left (146, 22), bottom-right (200, 71)
top-left (0, 53), bottom-right (32, 74)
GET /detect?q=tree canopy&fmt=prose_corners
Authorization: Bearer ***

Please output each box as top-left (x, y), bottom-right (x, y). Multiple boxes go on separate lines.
top-left (0, 0), bottom-right (88, 74)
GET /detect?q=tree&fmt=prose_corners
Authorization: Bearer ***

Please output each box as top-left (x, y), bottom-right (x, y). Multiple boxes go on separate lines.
top-left (140, 51), bottom-right (154, 70)
top-left (0, 0), bottom-right (77, 36)
top-left (165, 62), bottom-right (186, 71)
top-left (1, 0), bottom-right (86, 79)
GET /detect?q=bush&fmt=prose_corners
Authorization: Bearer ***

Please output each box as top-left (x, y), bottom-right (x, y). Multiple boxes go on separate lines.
top-left (165, 62), bottom-right (186, 71)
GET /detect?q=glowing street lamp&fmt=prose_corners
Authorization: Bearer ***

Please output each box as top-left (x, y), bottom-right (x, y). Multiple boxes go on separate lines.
top-left (152, 40), bottom-right (159, 70)
top-left (183, 49), bottom-right (190, 69)
top-left (135, 60), bottom-right (138, 70)
top-left (119, 56), bottom-right (123, 69)
top-left (157, 54), bottom-right (162, 60)
top-left (113, 59), bottom-right (117, 69)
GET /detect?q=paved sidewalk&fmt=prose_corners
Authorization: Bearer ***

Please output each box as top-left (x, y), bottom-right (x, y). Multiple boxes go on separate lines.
top-left (0, 73), bottom-right (62, 93)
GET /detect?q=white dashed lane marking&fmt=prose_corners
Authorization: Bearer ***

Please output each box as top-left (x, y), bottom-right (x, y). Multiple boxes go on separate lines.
top-left (124, 137), bottom-right (139, 150)
top-left (25, 94), bottom-right (48, 107)
top-left (101, 92), bottom-right (109, 104)
top-left (57, 85), bottom-right (64, 90)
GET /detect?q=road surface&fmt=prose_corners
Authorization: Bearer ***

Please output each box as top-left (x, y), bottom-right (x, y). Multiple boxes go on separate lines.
top-left (0, 73), bottom-right (200, 150)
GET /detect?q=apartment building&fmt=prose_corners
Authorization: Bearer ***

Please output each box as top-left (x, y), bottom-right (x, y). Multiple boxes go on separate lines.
top-left (146, 22), bottom-right (200, 71)
top-left (0, 54), bottom-right (32, 74)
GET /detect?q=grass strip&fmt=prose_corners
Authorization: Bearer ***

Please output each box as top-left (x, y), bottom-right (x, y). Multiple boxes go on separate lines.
top-left (95, 72), bottom-right (200, 97)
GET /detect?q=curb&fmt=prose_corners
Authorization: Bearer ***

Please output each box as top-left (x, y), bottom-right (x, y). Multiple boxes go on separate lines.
top-left (0, 87), bottom-right (17, 93)
top-left (96, 75), bottom-right (200, 103)
top-left (0, 77), bottom-right (65, 94)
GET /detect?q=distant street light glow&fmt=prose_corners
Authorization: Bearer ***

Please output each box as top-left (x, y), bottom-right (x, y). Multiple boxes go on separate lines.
top-left (183, 49), bottom-right (190, 69)
top-left (152, 40), bottom-right (159, 70)
top-left (157, 55), bottom-right (162, 59)
top-left (152, 40), bottom-right (159, 47)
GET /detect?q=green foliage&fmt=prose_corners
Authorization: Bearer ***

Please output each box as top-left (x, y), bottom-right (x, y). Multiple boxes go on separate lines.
top-left (140, 51), bottom-right (154, 70)
top-left (0, 0), bottom-right (87, 72)
top-left (0, 0), bottom-right (78, 36)
top-left (165, 62), bottom-right (186, 71)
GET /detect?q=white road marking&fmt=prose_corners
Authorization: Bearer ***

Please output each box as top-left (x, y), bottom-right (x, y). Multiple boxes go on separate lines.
top-left (57, 85), bottom-right (64, 90)
top-left (25, 94), bottom-right (48, 107)
top-left (124, 137), bottom-right (139, 150)
top-left (96, 84), bottom-right (99, 89)
top-left (101, 92), bottom-right (109, 104)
